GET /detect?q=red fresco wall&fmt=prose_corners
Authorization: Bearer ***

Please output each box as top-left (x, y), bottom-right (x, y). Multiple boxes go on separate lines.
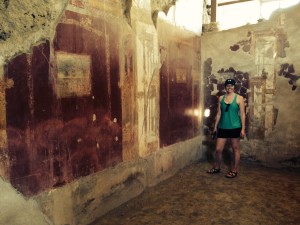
top-left (159, 34), bottom-right (200, 147)
top-left (5, 11), bottom-right (122, 196)
top-left (4, 9), bottom-right (201, 196)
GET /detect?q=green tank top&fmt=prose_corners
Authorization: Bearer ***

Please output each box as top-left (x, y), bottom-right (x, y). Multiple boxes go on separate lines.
top-left (218, 94), bottom-right (242, 129)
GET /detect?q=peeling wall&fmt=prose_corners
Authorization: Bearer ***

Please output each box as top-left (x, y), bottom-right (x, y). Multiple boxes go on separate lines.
top-left (34, 137), bottom-right (201, 225)
top-left (0, 0), bottom-right (202, 224)
top-left (4, 10), bottom-right (123, 196)
top-left (0, 0), bottom-right (68, 181)
top-left (0, 0), bottom-right (69, 60)
top-left (201, 4), bottom-right (300, 168)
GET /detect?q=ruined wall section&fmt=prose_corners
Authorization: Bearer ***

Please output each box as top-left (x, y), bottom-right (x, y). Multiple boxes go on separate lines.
top-left (3, 9), bottom-right (128, 197)
top-left (267, 5), bottom-right (300, 167)
top-left (0, 0), bottom-right (69, 60)
top-left (201, 4), bottom-right (300, 168)
top-left (0, 0), bottom-right (69, 179)
top-left (34, 2), bottom-right (202, 223)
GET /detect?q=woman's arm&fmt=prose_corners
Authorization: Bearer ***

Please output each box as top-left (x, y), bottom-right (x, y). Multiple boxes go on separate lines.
top-left (213, 96), bottom-right (222, 132)
top-left (238, 95), bottom-right (246, 137)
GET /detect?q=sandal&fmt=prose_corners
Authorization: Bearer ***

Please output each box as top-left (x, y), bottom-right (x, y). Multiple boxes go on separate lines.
top-left (226, 171), bottom-right (238, 178)
top-left (207, 168), bottom-right (221, 174)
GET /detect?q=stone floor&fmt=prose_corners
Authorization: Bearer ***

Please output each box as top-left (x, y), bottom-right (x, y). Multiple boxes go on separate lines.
top-left (91, 161), bottom-right (300, 225)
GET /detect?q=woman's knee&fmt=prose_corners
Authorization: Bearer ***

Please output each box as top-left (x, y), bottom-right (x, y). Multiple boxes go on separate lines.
top-left (215, 147), bottom-right (223, 154)
top-left (231, 145), bottom-right (240, 153)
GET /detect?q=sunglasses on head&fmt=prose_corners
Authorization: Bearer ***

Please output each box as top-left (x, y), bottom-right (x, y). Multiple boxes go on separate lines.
top-left (225, 103), bottom-right (230, 112)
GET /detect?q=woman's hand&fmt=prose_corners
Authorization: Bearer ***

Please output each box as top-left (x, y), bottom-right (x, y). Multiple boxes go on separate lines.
top-left (240, 129), bottom-right (246, 138)
top-left (210, 128), bottom-right (217, 140)
top-left (213, 127), bottom-right (217, 133)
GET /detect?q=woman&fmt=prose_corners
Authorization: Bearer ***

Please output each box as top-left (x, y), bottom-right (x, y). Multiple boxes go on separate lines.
top-left (207, 79), bottom-right (246, 178)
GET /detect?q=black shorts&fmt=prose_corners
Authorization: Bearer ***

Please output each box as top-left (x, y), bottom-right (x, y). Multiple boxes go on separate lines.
top-left (217, 128), bottom-right (241, 138)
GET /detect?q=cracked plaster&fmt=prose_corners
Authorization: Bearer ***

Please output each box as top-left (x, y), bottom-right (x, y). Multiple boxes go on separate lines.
top-left (0, 0), bottom-right (176, 63)
top-left (0, 0), bottom-right (69, 63)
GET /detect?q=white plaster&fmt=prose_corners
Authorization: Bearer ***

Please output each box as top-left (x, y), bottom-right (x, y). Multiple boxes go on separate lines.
top-left (0, 178), bottom-right (52, 225)
top-left (201, 3), bottom-right (300, 166)
top-left (0, 0), bottom-right (69, 61)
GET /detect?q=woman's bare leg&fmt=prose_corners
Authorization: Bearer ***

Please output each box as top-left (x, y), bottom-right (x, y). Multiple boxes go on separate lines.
top-left (230, 138), bottom-right (240, 172)
top-left (213, 138), bottom-right (227, 169)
